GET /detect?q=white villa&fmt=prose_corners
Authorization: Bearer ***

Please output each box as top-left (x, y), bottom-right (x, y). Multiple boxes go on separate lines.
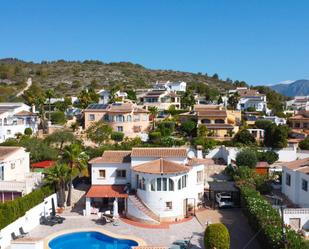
top-left (234, 88), bottom-right (270, 114)
top-left (282, 158), bottom-right (309, 208)
top-left (152, 81), bottom-right (187, 92)
top-left (139, 90), bottom-right (181, 111)
top-left (0, 103), bottom-right (39, 143)
top-left (86, 148), bottom-right (205, 223)
top-left (98, 89), bottom-right (128, 104)
top-left (0, 146), bottom-right (42, 202)
top-left (286, 96), bottom-right (309, 111)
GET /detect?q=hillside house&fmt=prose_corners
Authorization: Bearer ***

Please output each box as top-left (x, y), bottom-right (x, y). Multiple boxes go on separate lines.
top-left (84, 103), bottom-right (150, 138)
top-left (0, 103), bottom-right (39, 143)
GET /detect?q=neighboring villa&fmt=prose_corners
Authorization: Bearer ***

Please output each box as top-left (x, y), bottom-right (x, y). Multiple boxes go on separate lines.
top-left (245, 114), bottom-right (286, 126)
top-left (152, 81), bottom-right (187, 92)
top-left (98, 89), bottom-right (128, 104)
top-left (180, 105), bottom-right (241, 140)
top-left (84, 103), bottom-right (150, 138)
top-left (282, 158), bottom-right (309, 207)
top-left (281, 158), bottom-right (309, 234)
top-left (234, 88), bottom-right (270, 114)
top-left (86, 147), bottom-right (205, 223)
top-left (0, 103), bottom-right (39, 143)
top-left (286, 96), bottom-right (309, 111)
top-left (288, 110), bottom-right (309, 139)
top-left (0, 146), bottom-right (42, 202)
top-left (139, 90), bottom-right (181, 111)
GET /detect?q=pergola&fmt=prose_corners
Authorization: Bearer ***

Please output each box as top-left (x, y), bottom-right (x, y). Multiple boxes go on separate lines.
top-left (207, 181), bottom-right (240, 209)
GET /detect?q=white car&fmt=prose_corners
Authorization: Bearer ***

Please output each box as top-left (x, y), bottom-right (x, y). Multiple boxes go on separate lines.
top-left (216, 193), bottom-right (234, 208)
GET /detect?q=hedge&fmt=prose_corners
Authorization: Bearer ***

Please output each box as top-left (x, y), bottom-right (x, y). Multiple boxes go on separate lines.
top-left (204, 223), bottom-right (230, 249)
top-left (240, 185), bottom-right (309, 249)
top-left (0, 186), bottom-right (53, 229)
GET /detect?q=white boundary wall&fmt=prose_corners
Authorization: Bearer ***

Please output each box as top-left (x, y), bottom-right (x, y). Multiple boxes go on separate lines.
top-left (0, 193), bottom-right (57, 249)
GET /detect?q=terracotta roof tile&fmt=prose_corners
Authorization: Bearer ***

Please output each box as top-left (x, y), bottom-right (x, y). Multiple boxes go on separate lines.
top-left (131, 148), bottom-right (187, 158)
top-left (187, 158), bottom-right (215, 166)
top-left (197, 110), bottom-right (227, 117)
top-left (133, 158), bottom-right (189, 174)
top-left (0, 146), bottom-right (22, 160)
top-left (86, 185), bottom-right (128, 198)
top-left (89, 151), bottom-right (131, 164)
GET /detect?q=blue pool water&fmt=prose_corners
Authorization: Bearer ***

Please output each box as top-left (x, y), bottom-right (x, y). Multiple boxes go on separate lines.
top-left (49, 231), bottom-right (138, 249)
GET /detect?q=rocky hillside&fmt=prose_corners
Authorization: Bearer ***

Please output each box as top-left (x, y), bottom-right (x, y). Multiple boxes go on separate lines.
top-left (270, 79), bottom-right (309, 97)
top-left (0, 58), bottom-right (236, 101)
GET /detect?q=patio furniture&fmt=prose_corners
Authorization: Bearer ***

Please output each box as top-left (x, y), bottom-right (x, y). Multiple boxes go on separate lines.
top-left (40, 216), bottom-right (58, 226)
top-left (19, 227), bottom-right (29, 236)
top-left (169, 245), bottom-right (181, 249)
top-left (173, 236), bottom-right (193, 249)
top-left (11, 232), bottom-right (23, 240)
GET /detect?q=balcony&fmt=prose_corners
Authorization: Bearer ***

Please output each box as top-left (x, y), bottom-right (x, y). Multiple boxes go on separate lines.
top-left (0, 172), bottom-right (43, 194)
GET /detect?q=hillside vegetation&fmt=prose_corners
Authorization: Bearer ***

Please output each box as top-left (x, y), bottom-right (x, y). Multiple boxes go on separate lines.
top-left (0, 58), bottom-right (234, 101)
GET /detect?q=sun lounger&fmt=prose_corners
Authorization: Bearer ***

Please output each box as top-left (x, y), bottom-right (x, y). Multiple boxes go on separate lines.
top-left (11, 232), bottom-right (23, 240)
top-left (19, 227), bottom-right (29, 236)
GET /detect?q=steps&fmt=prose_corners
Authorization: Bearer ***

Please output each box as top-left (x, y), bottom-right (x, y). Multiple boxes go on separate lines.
top-left (128, 194), bottom-right (160, 223)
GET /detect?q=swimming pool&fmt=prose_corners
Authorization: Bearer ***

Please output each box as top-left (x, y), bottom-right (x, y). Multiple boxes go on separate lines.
top-left (48, 231), bottom-right (139, 249)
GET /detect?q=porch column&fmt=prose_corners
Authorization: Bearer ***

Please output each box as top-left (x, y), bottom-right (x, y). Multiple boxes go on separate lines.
top-left (113, 198), bottom-right (119, 218)
top-left (85, 197), bottom-right (91, 216)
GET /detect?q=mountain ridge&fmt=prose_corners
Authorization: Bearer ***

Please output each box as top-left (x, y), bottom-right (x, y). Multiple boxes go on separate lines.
top-left (270, 79), bottom-right (309, 97)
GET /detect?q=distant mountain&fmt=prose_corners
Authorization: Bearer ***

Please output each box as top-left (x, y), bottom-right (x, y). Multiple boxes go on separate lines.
top-left (270, 79), bottom-right (309, 97)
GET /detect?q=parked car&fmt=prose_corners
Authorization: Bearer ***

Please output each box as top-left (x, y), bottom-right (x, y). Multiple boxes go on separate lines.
top-left (216, 193), bottom-right (234, 208)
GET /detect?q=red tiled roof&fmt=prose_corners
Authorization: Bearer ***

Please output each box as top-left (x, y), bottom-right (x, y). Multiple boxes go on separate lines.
top-left (284, 158), bottom-right (309, 170)
top-left (86, 185), bottom-right (128, 198)
top-left (89, 151), bottom-right (131, 164)
top-left (31, 160), bottom-right (55, 169)
top-left (133, 158), bottom-right (189, 174)
top-left (131, 148), bottom-right (187, 158)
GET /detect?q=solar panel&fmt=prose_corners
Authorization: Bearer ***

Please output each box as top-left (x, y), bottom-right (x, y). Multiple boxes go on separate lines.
top-left (87, 104), bottom-right (108, 109)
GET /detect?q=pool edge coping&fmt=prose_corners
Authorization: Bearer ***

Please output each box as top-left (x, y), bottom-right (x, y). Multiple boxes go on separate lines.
top-left (44, 227), bottom-right (147, 249)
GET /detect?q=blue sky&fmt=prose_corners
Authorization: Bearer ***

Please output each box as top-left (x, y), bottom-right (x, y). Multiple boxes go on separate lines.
top-left (0, 0), bottom-right (308, 85)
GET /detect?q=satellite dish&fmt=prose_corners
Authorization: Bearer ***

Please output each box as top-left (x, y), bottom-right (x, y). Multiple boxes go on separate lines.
top-left (187, 151), bottom-right (195, 159)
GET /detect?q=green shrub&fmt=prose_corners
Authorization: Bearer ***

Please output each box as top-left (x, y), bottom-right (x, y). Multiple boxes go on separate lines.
top-left (180, 120), bottom-right (196, 136)
top-left (232, 129), bottom-right (256, 146)
top-left (51, 111), bottom-right (66, 125)
top-left (236, 149), bottom-right (258, 168)
top-left (240, 185), bottom-right (309, 249)
top-left (257, 150), bottom-right (279, 164)
top-left (299, 137), bottom-right (309, 150)
top-left (111, 132), bottom-right (124, 142)
top-left (204, 223), bottom-right (230, 249)
top-left (0, 186), bottom-right (53, 229)
top-left (149, 131), bottom-right (161, 144)
top-left (157, 121), bottom-right (175, 137)
top-left (24, 127), bottom-right (33, 136)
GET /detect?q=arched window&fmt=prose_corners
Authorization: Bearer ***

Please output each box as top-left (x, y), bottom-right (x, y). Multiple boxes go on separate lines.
top-left (116, 115), bottom-right (124, 122)
top-left (127, 115), bottom-right (132, 122)
top-left (215, 119), bottom-right (224, 124)
top-left (201, 119), bottom-right (211, 124)
top-left (0, 119), bottom-right (2, 126)
top-left (150, 179), bottom-right (156, 191)
top-left (3, 118), bottom-right (7, 125)
top-left (169, 179), bottom-right (174, 191)
top-left (138, 177), bottom-right (146, 190)
top-left (178, 179), bottom-right (181, 190)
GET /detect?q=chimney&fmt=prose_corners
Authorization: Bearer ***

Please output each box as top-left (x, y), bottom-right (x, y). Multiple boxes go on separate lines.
top-left (196, 145), bottom-right (203, 159)
top-left (31, 104), bottom-right (36, 113)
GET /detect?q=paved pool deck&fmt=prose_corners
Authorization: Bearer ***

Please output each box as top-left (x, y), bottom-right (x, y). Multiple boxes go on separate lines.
top-left (29, 215), bottom-right (205, 249)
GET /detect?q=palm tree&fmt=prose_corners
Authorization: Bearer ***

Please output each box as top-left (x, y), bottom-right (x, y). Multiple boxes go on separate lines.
top-left (63, 143), bottom-right (89, 206)
top-left (148, 106), bottom-right (159, 130)
top-left (45, 89), bottom-right (55, 121)
top-left (44, 163), bottom-right (70, 207)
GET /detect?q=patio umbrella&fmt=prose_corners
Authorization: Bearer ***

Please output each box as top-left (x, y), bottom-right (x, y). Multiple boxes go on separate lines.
top-left (113, 198), bottom-right (119, 218)
top-left (51, 198), bottom-right (56, 217)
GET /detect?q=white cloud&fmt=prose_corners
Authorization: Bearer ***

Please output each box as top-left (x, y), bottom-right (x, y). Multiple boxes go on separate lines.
top-left (278, 80), bottom-right (295, 85)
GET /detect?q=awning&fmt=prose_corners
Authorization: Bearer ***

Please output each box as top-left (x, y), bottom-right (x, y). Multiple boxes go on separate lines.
top-left (86, 185), bottom-right (128, 198)
top-left (31, 160), bottom-right (55, 169)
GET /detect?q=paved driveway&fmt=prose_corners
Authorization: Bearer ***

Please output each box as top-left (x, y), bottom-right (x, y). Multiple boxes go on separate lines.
top-left (195, 208), bottom-right (261, 249)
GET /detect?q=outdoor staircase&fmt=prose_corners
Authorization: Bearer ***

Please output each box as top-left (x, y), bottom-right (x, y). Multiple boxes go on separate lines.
top-left (128, 194), bottom-right (160, 224)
